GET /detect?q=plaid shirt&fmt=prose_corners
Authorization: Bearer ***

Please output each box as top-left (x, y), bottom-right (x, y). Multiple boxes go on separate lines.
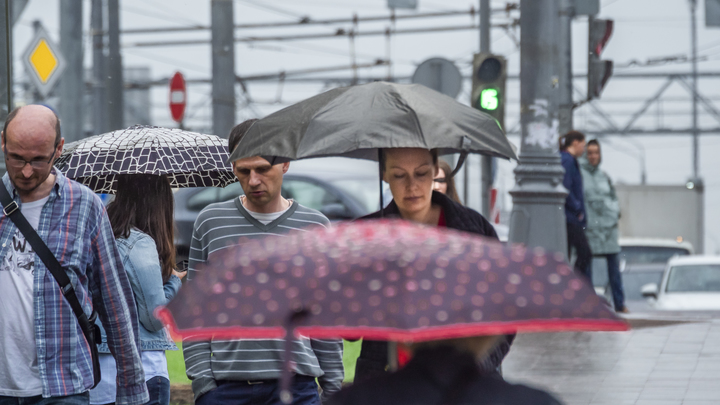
top-left (0, 170), bottom-right (148, 404)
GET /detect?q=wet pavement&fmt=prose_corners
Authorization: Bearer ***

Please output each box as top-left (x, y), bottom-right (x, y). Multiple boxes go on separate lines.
top-left (503, 314), bottom-right (720, 405)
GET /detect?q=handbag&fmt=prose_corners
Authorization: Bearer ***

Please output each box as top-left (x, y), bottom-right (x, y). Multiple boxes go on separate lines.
top-left (0, 182), bottom-right (102, 388)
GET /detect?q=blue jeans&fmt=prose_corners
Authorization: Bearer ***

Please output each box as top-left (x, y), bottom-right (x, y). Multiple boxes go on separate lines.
top-left (603, 253), bottom-right (625, 310)
top-left (196, 376), bottom-right (320, 405)
top-left (0, 392), bottom-right (89, 405)
top-left (145, 377), bottom-right (170, 405)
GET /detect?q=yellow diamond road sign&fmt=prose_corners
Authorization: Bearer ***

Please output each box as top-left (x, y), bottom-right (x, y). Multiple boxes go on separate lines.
top-left (22, 26), bottom-right (66, 98)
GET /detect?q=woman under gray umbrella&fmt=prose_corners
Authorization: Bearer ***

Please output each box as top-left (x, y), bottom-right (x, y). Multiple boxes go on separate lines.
top-left (354, 148), bottom-right (513, 383)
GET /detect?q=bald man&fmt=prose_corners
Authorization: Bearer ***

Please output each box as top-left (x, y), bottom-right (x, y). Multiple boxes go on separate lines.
top-left (0, 106), bottom-right (148, 405)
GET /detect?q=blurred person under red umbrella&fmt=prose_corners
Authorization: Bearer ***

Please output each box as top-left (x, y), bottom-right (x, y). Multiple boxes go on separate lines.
top-left (329, 336), bottom-right (563, 405)
top-left (157, 220), bottom-right (626, 404)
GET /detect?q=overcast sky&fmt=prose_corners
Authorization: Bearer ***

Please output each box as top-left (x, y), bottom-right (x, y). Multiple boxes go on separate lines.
top-left (11, 0), bottom-right (720, 252)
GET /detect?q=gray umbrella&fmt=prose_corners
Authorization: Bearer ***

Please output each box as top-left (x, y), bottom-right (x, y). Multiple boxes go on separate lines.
top-left (228, 81), bottom-right (518, 164)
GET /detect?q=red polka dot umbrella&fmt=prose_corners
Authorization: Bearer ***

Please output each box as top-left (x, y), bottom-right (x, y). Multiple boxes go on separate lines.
top-left (158, 220), bottom-right (628, 342)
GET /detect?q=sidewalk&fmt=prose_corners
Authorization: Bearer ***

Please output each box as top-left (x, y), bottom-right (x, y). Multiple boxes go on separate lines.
top-left (503, 315), bottom-right (720, 405)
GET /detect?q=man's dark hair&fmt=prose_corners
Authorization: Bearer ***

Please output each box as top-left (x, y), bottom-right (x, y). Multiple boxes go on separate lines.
top-left (228, 118), bottom-right (258, 153)
top-left (586, 139), bottom-right (600, 150)
top-left (2, 105), bottom-right (62, 146)
top-left (559, 130), bottom-right (585, 151)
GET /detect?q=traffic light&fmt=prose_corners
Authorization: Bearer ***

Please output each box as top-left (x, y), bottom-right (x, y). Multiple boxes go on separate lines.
top-left (588, 18), bottom-right (614, 100)
top-left (472, 53), bottom-right (507, 130)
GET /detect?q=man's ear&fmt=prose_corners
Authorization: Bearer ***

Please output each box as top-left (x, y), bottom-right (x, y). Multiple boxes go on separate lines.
top-left (1, 131), bottom-right (4, 150)
top-left (281, 161), bottom-right (290, 174)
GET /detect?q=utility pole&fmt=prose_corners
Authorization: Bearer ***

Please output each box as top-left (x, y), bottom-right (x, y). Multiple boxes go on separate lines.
top-left (0, 1), bottom-right (11, 174)
top-left (479, 0), bottom-right (492, 217)
top-left (91, 0), bottom-right (108, 135)
top-left (59, 0), bottom-right (83, 143)
top-left (211, 0), bottom-right (235, 137)
top-left (107, 0), bottom-right (124, 131)
top-left (689, 0), bottom-right (699, 182)
top-left (558, 0), bottom-right (574, 135)
top-left (509, 0), bottom-right (568, 253)
top-left (0, 0), bottom-right (11, 117)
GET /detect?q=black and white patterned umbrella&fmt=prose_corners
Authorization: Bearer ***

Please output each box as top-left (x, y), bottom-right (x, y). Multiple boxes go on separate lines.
top-left (55, 125), bottom-right (237, 193)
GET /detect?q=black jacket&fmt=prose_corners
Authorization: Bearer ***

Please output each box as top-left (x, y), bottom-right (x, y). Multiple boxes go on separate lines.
top-left (355, 191), bottom-right (513, 383)
top-left (363, 190), bottom-right (499, 239)
top-left (331, 346), bottom-right (562, 405)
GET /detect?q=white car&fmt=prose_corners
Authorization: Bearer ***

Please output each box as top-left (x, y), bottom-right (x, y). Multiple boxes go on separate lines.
top-left (641, 255), bottom-right (720, 311)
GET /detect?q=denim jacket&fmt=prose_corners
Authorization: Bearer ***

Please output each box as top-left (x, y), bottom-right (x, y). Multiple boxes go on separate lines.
top-left (98, 229), bottom-right (181, 352)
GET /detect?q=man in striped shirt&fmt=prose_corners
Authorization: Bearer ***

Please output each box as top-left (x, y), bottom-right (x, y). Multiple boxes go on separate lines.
top-left (184, 120), bottom-right (344, 405)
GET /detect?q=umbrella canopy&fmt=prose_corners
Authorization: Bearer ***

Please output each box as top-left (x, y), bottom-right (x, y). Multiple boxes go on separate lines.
top-left (158, 220), bottom-right (627, 342)
top-left (55, 125), bottom-right (236, 193)
top-left (227, 82), bottom-right (518, 164)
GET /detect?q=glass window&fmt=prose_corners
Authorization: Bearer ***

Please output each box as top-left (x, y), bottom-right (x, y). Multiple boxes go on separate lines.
top-left (187, 188), bottom-right (220, 211)
top-left (620, 246), bottom-right (690, 265)
top-left (622, 271), bottom-right (664, 300)
top-left (328, 178), bottom-right (386, 214)
top-left (666, 265), bottom-right (720, 293)
top-left (282, 179), bottom-right (342, 211)
top-left (218, 182), bottom-right (244, 202)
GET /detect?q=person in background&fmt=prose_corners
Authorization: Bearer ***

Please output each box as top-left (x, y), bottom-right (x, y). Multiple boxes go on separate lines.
top-left (354, 148), bottom-right (512, 383)
top-left (331, 336), bottom-right (562, 405)
top-left (90, 174), bottom-right (186, 405)
top-left (184, 121), bottom-right (343, 405)
top-left (0, 105), bottom-right (148, 405)
top-left (580, 140), bottom-right (628, 314)
top-left (559, 131), bottom-right (592, 282)
top-left (433, 159), bottom-right (462, 204)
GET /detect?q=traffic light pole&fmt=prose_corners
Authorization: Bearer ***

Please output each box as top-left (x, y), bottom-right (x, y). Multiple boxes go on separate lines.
top-left (211, 0), bottom-right (236, 137)
top-left (479, 0), bottom-right (492, 218)
top-left (558, 0), bottom-right (574, 135)
top-left (59, 0), bottom-right (83, 143)
top-left (509, 0), bottom-right (568, 254)
top-left (91, 0), bottom-right (108, 135)
top-left (689, 0), bottom-right (700, 182)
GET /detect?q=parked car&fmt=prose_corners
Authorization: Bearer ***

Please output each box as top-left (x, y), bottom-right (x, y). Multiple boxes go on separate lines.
top-left (174, 157), bottom-right (384, 260)
top-left (641, 255), bottom-right (720, 311)
top-left (592, 238), bottom-right (694, 309)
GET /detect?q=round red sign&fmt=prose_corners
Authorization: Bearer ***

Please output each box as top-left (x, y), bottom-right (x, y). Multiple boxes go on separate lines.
top-left (169, 71), bottom-right (186, 123)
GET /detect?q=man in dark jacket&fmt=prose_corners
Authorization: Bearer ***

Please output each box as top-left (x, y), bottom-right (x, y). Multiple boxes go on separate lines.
top-left (560, 131), bottom-right (592, 282)
top-left (332, 339), bottom-right (562, 405)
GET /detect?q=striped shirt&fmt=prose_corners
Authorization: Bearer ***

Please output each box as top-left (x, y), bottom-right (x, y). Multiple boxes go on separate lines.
top-left (185, 197), bottom-right (344, 401)
top-left (0, 171), bottom-right (148, 405)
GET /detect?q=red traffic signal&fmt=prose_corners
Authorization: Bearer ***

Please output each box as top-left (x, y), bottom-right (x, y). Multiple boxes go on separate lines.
top-left (588, 18), bottom-right (614, 100)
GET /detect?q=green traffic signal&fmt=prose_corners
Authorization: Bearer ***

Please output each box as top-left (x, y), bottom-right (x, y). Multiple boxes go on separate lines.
top-left (479, 88), bottom-right (499, 111)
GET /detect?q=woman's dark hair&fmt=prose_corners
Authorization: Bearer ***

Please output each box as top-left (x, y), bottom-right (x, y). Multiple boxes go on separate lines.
top-left (437, 159), bottom-right (462, 204)
top-left (107, 174), bottom-right (176, 282)
top-left (586, 139), bottom-right (600, 150)
top-left (559, 130), bottom-right (586, 151)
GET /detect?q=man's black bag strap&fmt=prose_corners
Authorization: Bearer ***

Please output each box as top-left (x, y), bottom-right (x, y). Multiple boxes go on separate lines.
top-left (0, 181), bottom-right (101, 383)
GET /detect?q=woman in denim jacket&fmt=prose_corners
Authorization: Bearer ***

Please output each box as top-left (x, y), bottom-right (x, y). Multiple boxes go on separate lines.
top-left (90, 174), bottom-right (186, 405)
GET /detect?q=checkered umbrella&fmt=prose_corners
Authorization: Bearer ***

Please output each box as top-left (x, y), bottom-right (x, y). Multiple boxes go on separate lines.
top-left (55, 125), bottom-right (236, 193)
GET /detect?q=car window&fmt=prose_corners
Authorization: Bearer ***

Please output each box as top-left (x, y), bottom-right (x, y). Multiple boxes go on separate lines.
top-left (666, 265), bottom-right (720, 293)
top-left (622, 271), bottom-right (664, 300)
top-left (328, 178), bottom-right (383, 214)
top-left (620, 246), bottom-right (690, 265)
top-left (187, 188), bottom-right (220, 211)
top-left (282, 179), bottom-right (343, 212)
top-left (218, 182), bottom-right (243, 202)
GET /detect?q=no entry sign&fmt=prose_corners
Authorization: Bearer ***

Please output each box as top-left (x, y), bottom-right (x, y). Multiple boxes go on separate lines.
top-left (169, 72), bottom-right (186, 123)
